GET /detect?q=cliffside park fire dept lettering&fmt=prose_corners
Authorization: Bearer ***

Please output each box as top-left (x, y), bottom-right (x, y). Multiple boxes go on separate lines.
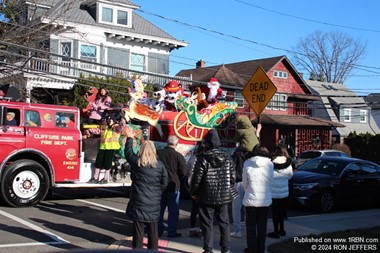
top-left (34, 134), bottom-right (74, 145)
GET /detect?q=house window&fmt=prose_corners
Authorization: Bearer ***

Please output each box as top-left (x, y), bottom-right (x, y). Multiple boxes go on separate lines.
top-left (130, 53), bottom-right (145, 72)
top-left (273, 70), bottom-right (288, 79)
top-left (234, 91), bottom-right (244, 108)
top-left (80, 45), bottom-right (97, 62)
top-left (60, 42), bottom-right (72, 61)
top-left (99, 4), bottom-right (132, 28)
top-left (343, 108), bottom-right (351, 122)
top-left (102, 7), bottom-right (113, 23)
top-left (267, 93), bottom-right (287, 111)
top-left (117, 10), bottom-right (128, 25)
top-left (360, 110), bottom-right (367, 123)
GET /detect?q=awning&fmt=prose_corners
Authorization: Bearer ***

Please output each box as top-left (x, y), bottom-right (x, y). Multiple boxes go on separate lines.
top-left (252, 114), bottom-right (345, 128)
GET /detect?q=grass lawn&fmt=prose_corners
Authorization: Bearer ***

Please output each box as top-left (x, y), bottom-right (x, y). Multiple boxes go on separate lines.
top-left (267, 226), bottom-right (380, 253)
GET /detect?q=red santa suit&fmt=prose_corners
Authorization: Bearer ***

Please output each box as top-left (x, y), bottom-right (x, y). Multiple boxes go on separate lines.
top-left (201, 77), bottom-right (226, 104)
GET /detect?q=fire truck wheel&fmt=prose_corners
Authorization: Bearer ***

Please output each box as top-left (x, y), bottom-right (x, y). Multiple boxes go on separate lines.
top-left (1, 159), bottom-right (50, 208)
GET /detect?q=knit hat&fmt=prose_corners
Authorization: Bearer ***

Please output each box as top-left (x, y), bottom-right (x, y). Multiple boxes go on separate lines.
top-left (204, 129), bottom-right (221, 150)
top-left (7, 112), bottom-right (15, 118)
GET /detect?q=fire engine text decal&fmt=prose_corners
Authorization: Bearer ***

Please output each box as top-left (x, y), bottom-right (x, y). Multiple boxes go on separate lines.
top-left (34, 134), bottom-right (74, 146)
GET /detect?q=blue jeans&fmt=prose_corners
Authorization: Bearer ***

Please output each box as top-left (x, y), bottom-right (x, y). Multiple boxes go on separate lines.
top-left (158, 190), bottom-right (180, 236)
top-left (232, 181), bottom-right (245, 233)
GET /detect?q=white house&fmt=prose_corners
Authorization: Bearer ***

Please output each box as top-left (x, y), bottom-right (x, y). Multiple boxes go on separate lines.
top-left (0, 0), bottom-right (188, 100)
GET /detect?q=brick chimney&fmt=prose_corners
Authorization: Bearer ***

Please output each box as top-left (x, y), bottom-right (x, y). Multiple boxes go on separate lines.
top-left (196, 60), bottom-right (205, 68)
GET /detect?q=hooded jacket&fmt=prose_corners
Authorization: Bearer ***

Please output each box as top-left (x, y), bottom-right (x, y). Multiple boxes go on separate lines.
top-left (271, 155), bottom-right (293, 199)
top-left (242, 155), bottom-right (274, 207)
top-left (190, 129), bottom-right (236, 205)
top-left (232, 115), bottom-right (260, 182)
top-left (235, 115), bottom-right (259, 152)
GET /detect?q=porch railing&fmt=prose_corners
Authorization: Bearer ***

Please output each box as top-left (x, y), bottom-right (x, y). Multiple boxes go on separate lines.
top-left (28, 57), bottom-right (194, 89)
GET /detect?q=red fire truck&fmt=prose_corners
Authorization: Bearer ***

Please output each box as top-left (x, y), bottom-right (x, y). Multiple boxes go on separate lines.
top-left (0, 96), bottom-right (237, 208)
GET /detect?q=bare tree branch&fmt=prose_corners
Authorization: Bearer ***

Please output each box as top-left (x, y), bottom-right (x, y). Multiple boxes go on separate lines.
top-left (291, 30), bottom-right (366, 84)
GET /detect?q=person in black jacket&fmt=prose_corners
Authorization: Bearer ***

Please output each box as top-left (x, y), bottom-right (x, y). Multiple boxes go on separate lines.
top-left (157, 134), bottom-right (187, 237)
top-left (124, 127), bottom-right (168, 250)
top-left (190, 129), bottom-right (236, 253)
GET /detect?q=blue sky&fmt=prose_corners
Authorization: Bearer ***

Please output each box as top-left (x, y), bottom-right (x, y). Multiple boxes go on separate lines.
top-left (133, 0), bottom-right (380, 95)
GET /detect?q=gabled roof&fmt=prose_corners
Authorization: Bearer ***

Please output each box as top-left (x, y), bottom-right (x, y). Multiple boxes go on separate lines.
top-left (176, 55), bottom-right (312, 93)
top-left (30, 0), bottom-right (188, 50)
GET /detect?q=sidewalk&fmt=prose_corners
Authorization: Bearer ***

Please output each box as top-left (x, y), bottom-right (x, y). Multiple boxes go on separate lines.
top-left (108, 208), bottom-right (380, 252)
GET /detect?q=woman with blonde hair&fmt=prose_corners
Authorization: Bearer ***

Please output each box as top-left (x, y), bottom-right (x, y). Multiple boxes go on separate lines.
top-left (124, 127), bottom-right (168, 250)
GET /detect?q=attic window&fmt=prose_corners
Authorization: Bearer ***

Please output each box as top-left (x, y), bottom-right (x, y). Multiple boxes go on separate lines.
top-left (273, 70), bottom-right (288, 79)
top-left (98, 3), bottom-right (132, 28)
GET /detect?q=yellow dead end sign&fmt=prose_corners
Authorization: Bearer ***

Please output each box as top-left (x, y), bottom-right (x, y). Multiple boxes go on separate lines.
top-left (242, 66), bottom-right (277, 116)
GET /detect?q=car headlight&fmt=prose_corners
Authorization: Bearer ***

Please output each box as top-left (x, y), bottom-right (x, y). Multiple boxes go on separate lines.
top-left (293, 182), bottom-right (319, 191)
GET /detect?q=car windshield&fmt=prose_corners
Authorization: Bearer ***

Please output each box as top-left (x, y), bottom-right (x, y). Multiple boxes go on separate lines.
top-left (297, 159), bottom-right (344, 176)
top-left (299, 151), bottom-right (321, 159)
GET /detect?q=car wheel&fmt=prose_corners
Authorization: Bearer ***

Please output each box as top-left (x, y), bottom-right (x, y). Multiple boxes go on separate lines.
top-left (1, 159), bottom-right (50, 208)
top-left (316, 190), bottom-right (335, 212)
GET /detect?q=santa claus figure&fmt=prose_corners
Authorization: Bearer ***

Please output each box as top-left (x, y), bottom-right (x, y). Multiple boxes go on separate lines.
top-left (164, 80), bottom-right (182, 111)
top-left (201, 77), bottom-right (227, 104)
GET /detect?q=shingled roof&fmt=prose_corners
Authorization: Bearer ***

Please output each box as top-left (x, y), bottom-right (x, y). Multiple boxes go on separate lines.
top-left (176, 55), bottom-right (311, 93)
top-left (31, 0), bottom-right (187, 49)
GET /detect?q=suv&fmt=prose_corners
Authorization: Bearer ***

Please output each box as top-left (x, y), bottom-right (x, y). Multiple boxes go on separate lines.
top-left (296, 149), bottom-right (349, 168)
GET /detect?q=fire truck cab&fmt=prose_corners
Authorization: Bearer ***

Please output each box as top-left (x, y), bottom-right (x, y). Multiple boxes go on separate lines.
top-left (0, 98), bottom-right (131, 207)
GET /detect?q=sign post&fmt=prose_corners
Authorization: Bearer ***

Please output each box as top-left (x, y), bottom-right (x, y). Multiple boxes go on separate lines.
top-left (242, 66), bottom-right (277, 117)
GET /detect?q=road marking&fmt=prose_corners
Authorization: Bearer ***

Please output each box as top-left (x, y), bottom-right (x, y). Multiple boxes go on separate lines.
top-left (0, 242), bottom-right (67, 248)
top-left (75, 199), bottom-right (125, 213)
top-left (0, 210), bottom-right (70, 245)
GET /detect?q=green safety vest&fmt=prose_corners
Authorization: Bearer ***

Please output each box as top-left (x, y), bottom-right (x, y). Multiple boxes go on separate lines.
top-left (99, 126), bottom-right (121, 150)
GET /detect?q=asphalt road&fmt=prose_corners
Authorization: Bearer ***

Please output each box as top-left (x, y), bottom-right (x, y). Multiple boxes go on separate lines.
top-left (0, 186), bottom-right (376, 253)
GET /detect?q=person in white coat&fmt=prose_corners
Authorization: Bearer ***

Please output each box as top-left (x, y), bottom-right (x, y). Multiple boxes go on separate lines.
top-left (242, 145), bottom-right (274, 253)
top-left (267, 145), bottom-right (294, 239)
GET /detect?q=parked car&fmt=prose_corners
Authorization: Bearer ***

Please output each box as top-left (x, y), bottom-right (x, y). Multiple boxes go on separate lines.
top-left (295, 149), bottom-right (349, 168)
top-left (292, 156), bottom-right (380, 212)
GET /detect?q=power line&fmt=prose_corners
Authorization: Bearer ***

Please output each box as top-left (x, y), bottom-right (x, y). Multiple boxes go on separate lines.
top-left (136, 9), bottom-right (380, 74)
top-left (233, 0), bottom-right (380, 33)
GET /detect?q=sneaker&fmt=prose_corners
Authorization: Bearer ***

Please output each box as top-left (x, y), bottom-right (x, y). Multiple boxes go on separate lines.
top-left (278, 230), bottom-right (286, 236)
top-left (167, 232), bottom-right (182, 238)
top-left (267, 232), bottom-right (280, 239)
top-left (98, 179), bottom-right (108, 184)
top-left (230, 231), bottom-right (242, 238)
top-left (87, 178), bottom-right (97, 183)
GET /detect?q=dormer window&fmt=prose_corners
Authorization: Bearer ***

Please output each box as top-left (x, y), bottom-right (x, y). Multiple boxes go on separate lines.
top-left (102, 7), bottom-right (113, 23)
top-left (98, 3), bottom-right (132, 28)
